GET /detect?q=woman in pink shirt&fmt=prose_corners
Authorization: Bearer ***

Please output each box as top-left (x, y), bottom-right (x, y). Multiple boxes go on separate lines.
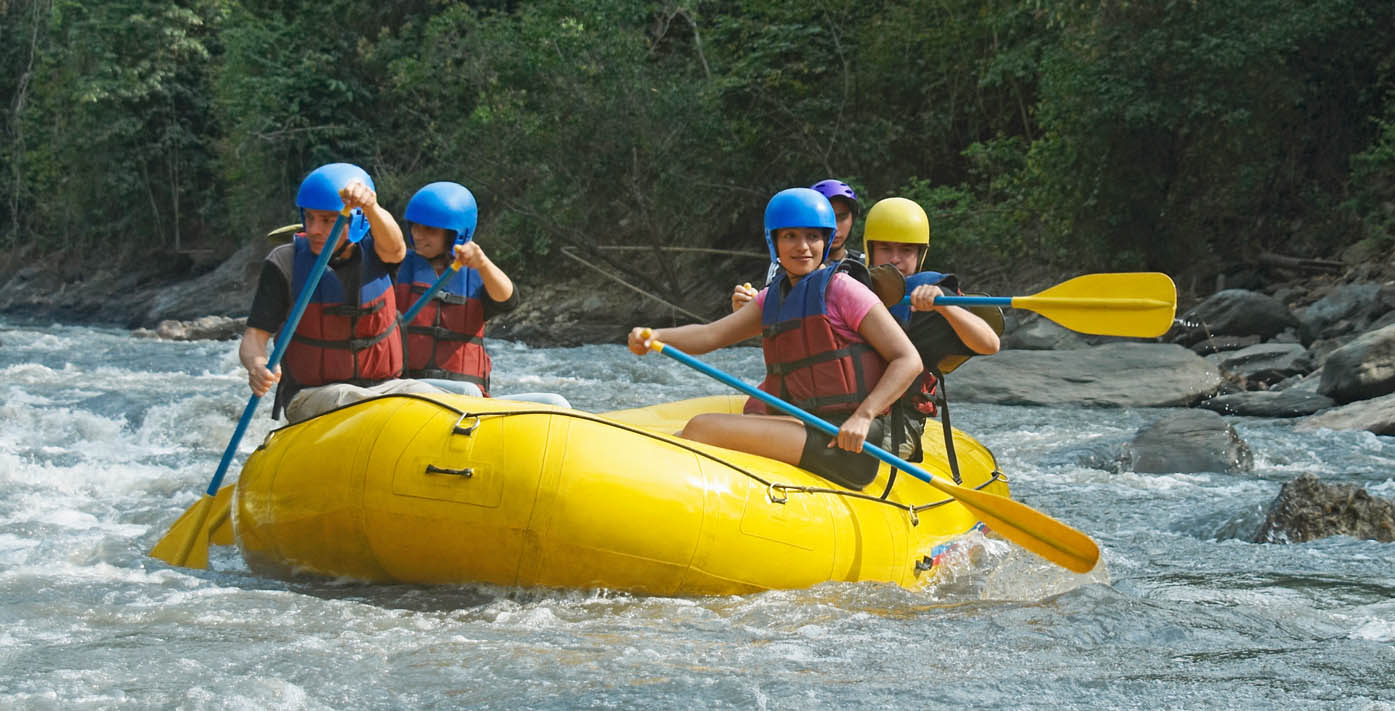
top-left (629, 188), bottom-right (921, 489)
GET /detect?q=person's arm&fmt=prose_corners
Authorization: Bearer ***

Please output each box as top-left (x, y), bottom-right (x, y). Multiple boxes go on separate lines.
top-left (340, 180), bottom-right (406, 264)
top-left (832, 305), bottom-right (922, 452)
top-left (239, 326), bottom-right (279, 396)
top-left (629, 299), bottom-right (763, 356)
top-left (455, 242), bottom-right (514, 302)
top-left (909, 284), bottom-right (1000, 354)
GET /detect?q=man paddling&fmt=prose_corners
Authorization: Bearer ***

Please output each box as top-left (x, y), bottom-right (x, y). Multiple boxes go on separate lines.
top-left (238, 162), bottom-right (438, 423)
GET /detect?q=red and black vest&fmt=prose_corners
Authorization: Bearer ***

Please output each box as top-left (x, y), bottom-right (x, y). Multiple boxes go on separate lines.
top-left (393, 253), bottom-right (491, 395)
top-left (892, 271), bottom-right (955, 417)
top-left (274, 236), bottom-right (403, 391)
top-left (745, 262), bottom-right (888, 416)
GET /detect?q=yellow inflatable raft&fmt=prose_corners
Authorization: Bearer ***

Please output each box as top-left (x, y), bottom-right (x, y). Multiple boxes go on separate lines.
top-left (232, 393), bottom-right (1008, 595)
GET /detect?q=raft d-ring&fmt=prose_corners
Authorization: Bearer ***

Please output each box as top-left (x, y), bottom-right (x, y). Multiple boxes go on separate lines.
top-left (907, 507), bottom-right (920, 527)
top-left (453, 413), bottom-right (481, 436)
top-left (767, 483), bottom-right (788, 504)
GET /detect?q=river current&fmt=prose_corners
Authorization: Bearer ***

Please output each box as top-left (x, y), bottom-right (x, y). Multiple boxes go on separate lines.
top-left (1, 317), bottom-right (1393, 709)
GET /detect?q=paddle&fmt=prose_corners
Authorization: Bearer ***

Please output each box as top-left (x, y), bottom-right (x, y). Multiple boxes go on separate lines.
top-left (641, 331), bottom-right (1100, 574)
top-left (398, 240), bottom-right (468, 326)
top-left (897, 272), bottom-right (1177, 338)
top-left (150, 209), bottom-right (354, 569)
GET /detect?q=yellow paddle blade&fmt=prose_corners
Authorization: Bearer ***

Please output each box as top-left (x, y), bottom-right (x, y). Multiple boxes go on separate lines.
top-left (1014, 272), bottom-right (1177, 338)
top-left (928, 478), bottom-right (1100, 573)
top-left (207, 485), bottom-right (235, 546)
top-left (149, 484), bottom-right (234, 569)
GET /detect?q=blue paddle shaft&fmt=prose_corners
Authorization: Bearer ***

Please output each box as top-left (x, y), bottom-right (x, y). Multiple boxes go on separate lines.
top-left (652, 342), bottom-right (941, 487)
top-left (399, 263), bottom-right (462, 325)
top-left (896, 294), bottom-right (1012, 308)
top-left (204, 214), bottom-right (348, 496)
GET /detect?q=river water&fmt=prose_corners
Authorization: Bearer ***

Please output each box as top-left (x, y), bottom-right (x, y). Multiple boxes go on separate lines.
top-left (2, 317), bottom-right (1393, 709)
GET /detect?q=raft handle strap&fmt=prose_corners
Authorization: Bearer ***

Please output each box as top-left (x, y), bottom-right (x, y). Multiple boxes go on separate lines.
top-left (426, 464), bottom-right (474, 478)
top-left (453, 413), bottom-right (481, 435)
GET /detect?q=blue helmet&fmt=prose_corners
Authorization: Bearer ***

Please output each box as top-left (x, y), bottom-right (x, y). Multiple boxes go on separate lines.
top-left (296, 163), bottom-right (375, 243)
top-left (405, 182), bottom-right (479, 247)
top-left (763, 187), bottom-right (837, 263)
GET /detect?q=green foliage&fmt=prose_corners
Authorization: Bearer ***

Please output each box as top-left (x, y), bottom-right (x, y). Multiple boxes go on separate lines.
top-left (2, 0), bottom-right (1393, 297)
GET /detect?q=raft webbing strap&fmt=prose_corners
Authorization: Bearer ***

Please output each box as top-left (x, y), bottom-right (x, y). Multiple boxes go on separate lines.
top-left (933, 367), bottom-right (963, 485)
top-left (401, 396), bottom-right (1006, 518)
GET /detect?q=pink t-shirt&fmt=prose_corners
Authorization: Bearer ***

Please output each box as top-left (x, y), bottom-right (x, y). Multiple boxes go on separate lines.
top-left (755, 272), bottom-right (881, 344)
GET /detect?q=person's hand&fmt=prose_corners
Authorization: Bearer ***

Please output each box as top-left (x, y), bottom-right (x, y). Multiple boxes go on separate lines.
top-left (338, 180), bottom-right (378, 212)
top-left (247, 360), bottom-right (281, 397)
top-left (909, 284), bottom-right (945, 312)
top-left (453, 241), bottom-right (485, 269)
top-left (628, 327), bottom-right (656, 356)
top-left (731, 283), bottom-right (757, 313)
top-left (830, 411), bottom-right (873, 452)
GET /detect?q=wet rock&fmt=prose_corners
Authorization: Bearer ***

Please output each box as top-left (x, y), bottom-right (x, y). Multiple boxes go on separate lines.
top-left (1119, 410), bottom-right (1253, 474)
top-left (1167, 289), bottom-right (1298, 347)
top-left (1197, 390), bottom-right (1334, 418)
top-left (133, 315), bottom-right (247, 341)
top-left (950, 343), bottom-right (1222, 407)
top-left (1317, 323), bottom-right (1395, 403)
top-left (1204, 342), bottom-right (1310, 387)
top-left (1189, 334), bottom-right (1261, 356)
top-left (1297, 391), bottom-right (1395, 435)
top-left (1298, 283), bottom-right (1385, 343)
top-left (1001, 313), bottom-right (1087, 350)
top-left (1040, 438), bottom-right (1127, 471)
top-left (1253, 473), bottom-right (1395, 543)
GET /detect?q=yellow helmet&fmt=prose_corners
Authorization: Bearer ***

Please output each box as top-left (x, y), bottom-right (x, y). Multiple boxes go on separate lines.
top-left (862, 197), bottom-right (930, 269)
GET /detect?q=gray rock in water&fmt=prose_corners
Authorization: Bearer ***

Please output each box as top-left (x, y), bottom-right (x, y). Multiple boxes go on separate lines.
top-left (1297, 391), bottom-right (1395, 435)
top-left (1204, 342), bottom-right (1311, 387)
top-left (1190, 334), bottom-right (1262, 356)
top-left (1168, 289), bottom-right (1298, 347)
top-left (1119, 410), bottom-right (1253, 474)
top-left (1001, 313), bottom-right (1087, 350)
top-left (1298, 283), bottom-right (1385, 343)
top-left (1197, 390), bottom-right (1334, 418)
top-left (949, 343), bottom-right (1222, 407)
top-left (135, 315), bottom-right (247, 341)
top-left (1254, 473), bottom-right (1395, 543)
top-left (1317, 323), bottom-right (1395, 403)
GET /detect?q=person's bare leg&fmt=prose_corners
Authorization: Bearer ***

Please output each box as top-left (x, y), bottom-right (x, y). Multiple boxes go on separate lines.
top-left (680, 413), bottom-right (807, 464)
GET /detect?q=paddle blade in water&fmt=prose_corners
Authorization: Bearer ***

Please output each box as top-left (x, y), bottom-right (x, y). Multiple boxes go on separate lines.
top-left (1016, 272), bottom-right (1177, 338)
top-left (935, 479), bottom-right (1100, 573)
top-left (149, 494), bottom-right (214, 569)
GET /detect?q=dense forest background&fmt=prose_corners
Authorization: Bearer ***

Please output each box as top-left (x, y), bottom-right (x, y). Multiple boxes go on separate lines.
top-left (2, 0), bottom-right (1394, 303)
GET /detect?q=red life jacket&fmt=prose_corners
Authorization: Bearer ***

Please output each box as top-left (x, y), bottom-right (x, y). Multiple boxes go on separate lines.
top-left (745, 262), bottom-right (888, 416)
top-left (393, 252), bottom-right (491, 395)
top-left (275, 237), bottom-right (403, 389)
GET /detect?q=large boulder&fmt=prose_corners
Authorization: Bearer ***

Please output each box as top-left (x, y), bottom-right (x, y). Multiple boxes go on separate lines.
top-left (1000, 313), bottom-right (1088, 350)
top-left (1297, 391), bottom-right (1395, 435)
top-left (1119, 410), bottom-right (1253, 474)
top-left (1317, 323), bottom-right (1395, 403)
top-left (1253, 473), bottom-right (1395, 543)
top-left (1167, 289), bottom-right (1298, 347)
top-left (948, 343), bottom-right (1222, 407)
top-left (1197, 390), bottom-right (1334, 418)
top-left (1298, 283), bottom-right (1387, 343)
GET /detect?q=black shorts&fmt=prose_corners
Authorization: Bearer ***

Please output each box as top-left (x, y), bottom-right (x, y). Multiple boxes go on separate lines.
top-left (797, 415), bottom-right (888, 490)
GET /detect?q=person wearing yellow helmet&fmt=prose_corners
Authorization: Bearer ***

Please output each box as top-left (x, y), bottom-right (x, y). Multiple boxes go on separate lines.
top-left (862, 197), bottom-right (1000, 472)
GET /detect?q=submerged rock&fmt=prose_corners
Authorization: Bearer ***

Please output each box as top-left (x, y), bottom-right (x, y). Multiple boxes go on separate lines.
top-left (133, 315), bottom-right (247, 341)
top-left (1119, 410), bottom-right (1253, 474)
top-left (1254, 473), bottom-right (1395, 543)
